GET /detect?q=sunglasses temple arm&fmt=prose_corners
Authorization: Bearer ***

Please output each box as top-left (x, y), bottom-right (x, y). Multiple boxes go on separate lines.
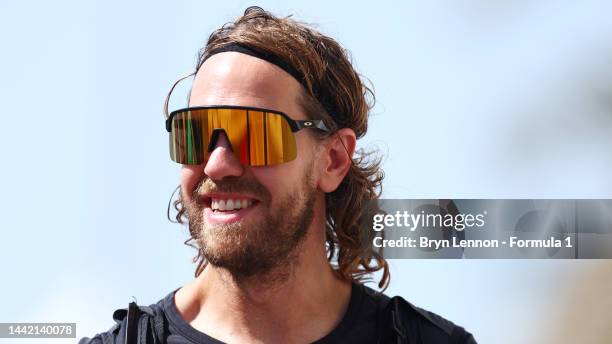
top-left (294, 120), bottom-right (330, 132)
top-left (163, 72), bottom-right (195, 120)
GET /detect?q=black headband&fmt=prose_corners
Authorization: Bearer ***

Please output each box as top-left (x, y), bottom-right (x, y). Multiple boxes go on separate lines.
top-left (201, 43), bottom-right (338, 126)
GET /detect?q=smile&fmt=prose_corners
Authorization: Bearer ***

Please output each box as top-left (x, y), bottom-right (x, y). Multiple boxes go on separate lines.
top-left (200, 194), bottom-right (260, 224)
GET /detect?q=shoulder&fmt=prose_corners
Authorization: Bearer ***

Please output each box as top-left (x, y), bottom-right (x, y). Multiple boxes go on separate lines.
top-left (78, 309), bottom-right (128, 344)
top-left (78, 293), bottom-right (171, 344)
top-left (398, 298), bottom-right (477, 343)
top-left (361, 285), bottom-right (477, 344)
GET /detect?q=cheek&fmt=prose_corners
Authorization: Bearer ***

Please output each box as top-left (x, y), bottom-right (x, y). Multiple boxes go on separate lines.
top-left (251, 163), bottom-right (301, 201)
top-left (252, 156), bottom-right (316, 201)
top-left (251, 167), bottom-right (287, 198)
top-left (180, 165), bottom-right (204, 201)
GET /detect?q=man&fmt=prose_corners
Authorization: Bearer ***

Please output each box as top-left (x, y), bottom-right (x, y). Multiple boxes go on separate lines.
top-left (82, 6), bottom-right (476, 344)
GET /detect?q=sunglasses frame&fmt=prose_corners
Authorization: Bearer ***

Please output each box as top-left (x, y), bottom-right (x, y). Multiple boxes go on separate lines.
top-left (165, 105), bottom-right (330, 133)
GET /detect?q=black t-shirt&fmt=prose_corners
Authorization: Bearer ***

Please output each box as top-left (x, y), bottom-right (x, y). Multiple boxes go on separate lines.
top-left (81, 283), bottom-right (477, 343)
top-left (163, 283), bottom-right (380, 344)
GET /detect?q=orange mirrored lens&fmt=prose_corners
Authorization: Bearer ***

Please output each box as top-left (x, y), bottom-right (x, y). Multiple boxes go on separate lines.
top-left (169, 108), bottom-right (297, 166)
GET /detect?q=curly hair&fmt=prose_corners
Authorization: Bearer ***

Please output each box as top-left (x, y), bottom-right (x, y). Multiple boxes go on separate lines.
top-left (165, 6), bottom-right (389, 290)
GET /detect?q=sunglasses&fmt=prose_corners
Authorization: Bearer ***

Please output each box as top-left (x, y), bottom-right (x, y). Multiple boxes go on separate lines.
top-left (166, 105), bottom-right (330, 166)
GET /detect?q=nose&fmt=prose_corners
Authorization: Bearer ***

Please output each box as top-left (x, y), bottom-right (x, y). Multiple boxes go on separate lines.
top-left (204, 130), bottom-right (245, 180)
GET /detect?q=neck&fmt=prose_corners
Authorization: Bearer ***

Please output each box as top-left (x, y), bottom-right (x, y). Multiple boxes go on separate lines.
top-left (174, 220), bottom-right (353, 343)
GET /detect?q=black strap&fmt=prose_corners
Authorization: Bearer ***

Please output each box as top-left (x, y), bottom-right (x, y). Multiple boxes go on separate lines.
top-left (109, 302), bottom-right (167, 344)
top-left (378, 296), bottom-right (477, 344)
top-left (377, 296), bottom-right (408, 343)
top-left (125, 302), bottom-right (141, 344)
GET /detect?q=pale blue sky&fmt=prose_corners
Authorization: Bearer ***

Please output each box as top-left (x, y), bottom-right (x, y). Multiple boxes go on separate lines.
top-left (1, 1), bottom-right (612, 343)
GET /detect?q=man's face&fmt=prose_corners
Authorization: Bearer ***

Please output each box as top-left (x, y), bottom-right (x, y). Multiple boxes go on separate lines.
top-left (181, 52), bottom-right (322, 278)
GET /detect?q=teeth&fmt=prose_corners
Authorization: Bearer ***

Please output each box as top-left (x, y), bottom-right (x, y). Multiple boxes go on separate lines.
top-left (211, 198), bottom-right (253, 211)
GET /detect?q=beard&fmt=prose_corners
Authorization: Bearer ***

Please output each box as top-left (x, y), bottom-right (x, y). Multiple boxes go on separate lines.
top-left (184, 167), bottom-right (317, 281)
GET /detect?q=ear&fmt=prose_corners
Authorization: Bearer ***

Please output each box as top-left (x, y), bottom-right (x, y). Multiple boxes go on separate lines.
top-left (317, 128), bottom-right (357, 193)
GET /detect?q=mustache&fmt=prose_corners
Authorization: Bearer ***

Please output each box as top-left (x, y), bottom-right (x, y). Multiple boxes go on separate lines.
top-left (193, 176), bottom-right (271, 203)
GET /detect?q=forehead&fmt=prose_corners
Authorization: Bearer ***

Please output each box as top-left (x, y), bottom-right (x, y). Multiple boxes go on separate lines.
top-left (189, 52), bottom-right (305, 120)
